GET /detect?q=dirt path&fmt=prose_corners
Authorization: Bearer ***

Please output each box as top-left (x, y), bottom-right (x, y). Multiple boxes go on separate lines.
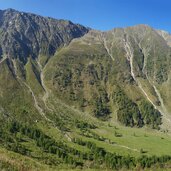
top-left (123, 36), bottom-right (136, 80)
top-left (123, 32), bottom-right (157, 107)
top-left (37, 61), bottom-right (53, 112)
top-left (113, 144), bottom-right (139, 152)
top-left (12, 60), bottom-right (51, 121)
top-left (0, 56), bottom-right (7, 64)
top-left (101, 33), bottom-right (115, 61)
top-left (123, 32), bottom-right (171, 128)
top-left (153, 85), bottom-right (171, 124)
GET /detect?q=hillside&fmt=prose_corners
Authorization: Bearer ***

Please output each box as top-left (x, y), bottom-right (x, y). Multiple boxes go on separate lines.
top-left (0, 9), bottom-right (171, 170)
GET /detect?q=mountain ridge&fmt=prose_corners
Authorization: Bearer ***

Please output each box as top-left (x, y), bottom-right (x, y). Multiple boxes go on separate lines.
top-left (0, 8), bottom-right (90, 64)
top-left (0, 8), bottom-right (171, 127)
top-left (0, 8), bottom-right (171, 170)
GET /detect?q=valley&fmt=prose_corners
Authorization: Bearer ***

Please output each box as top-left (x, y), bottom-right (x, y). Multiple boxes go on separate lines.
top-left (0, 8), bottom-right (171, 170)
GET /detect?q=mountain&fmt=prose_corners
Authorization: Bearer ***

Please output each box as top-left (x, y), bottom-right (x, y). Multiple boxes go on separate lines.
top-left (0, 8), bottom-right (89, 122)
top-left (0, 8), bottom-right (89, 63)
top-left (0, 9), bottom-right (171, 170)
top-left (41, 24), bottom-right (171, 129)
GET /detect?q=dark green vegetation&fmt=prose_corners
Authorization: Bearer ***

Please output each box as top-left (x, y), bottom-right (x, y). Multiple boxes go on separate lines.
top-left (1, 120), bottom-right (171, 171)
top-left (0, 9), bottom-right (171, 170)
top-left (0, 120), bottom-right (85, 167)
top-left (113, 87), bottom-right (161, 128)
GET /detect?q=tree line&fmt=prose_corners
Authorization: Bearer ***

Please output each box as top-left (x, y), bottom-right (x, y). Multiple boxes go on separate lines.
top-left (0, 120), bottom-right (170, 170)
top-left (113, 87), bottom-right (161, 129)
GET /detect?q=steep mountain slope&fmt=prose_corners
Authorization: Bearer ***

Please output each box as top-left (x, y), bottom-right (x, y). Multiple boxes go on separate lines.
top-left (44, 25), bottom-right (171, 129)
top-left (1, 8), bottom-right (171, 171)
top-left (0, 8), bottom-right (89, 63)
top-left (0, 8), bottom-right (89, 122)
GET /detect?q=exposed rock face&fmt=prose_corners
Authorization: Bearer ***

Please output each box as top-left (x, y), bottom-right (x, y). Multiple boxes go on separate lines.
top-left (0, 8), bottom-right (89, 63)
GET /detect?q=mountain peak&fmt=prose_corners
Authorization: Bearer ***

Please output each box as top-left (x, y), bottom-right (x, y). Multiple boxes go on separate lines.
top-left (2, 8), bottom-right (18, 13)
top-left (0, 9), bottom-right (90, 63)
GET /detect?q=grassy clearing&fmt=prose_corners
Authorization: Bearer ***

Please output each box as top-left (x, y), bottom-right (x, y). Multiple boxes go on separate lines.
top-left (92, 123), bottom-right (171, 157)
